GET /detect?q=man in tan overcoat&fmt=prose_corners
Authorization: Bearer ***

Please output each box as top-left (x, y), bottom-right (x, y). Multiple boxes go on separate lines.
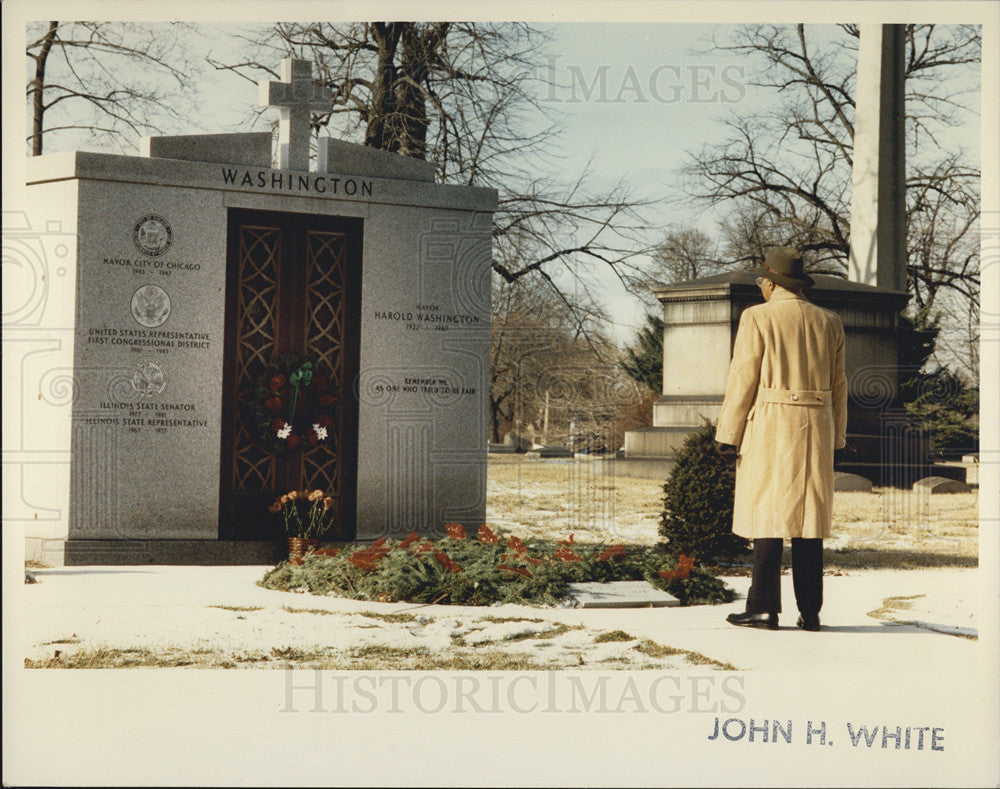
top-left (715, 247), bottom-right (847, 631)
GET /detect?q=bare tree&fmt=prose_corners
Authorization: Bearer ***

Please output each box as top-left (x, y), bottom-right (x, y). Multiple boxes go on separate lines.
top-left (489, 278), bottom-right (633, 445)
top-left (906, 154), bottom-right (980, 378)
top-left (681, 23), bottom-right (981, 355)
top-left (209, 22), bottom-right (655, 325)
top-left (26, 22), bottom-right (197, 155)
top-left (648, 227), bottom-right (723, 285)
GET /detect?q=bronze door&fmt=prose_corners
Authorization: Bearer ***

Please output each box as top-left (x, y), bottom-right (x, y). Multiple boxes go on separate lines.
top-left (220, 208), bottom-right (362, 539)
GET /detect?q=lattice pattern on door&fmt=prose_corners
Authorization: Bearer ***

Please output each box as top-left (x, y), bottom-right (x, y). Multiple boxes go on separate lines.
top-left (301, 230), bottom-right (348, 498)
top-left (231, 224), bottom-right (349, 503)
top-left (233, 225), bottom-right (280, 493)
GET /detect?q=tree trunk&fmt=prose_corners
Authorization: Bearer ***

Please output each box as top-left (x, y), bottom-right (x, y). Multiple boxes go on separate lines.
top-left (31, 21), bottom-right (59, 156)
top-left (396, 23), bottom-right (447, 160)
top-left (365, 22), bottom-right (403, 151)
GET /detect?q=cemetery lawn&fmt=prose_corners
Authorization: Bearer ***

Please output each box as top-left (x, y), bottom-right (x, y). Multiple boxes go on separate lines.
top-left (486, 457), bottom-right (978, 570)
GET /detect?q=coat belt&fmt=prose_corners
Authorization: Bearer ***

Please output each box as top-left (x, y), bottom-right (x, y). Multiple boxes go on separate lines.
top-left (756, 387), bottom-right (831, 406)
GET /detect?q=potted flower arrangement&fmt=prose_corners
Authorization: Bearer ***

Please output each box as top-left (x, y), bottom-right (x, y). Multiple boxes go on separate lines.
top-left (269, 489), bottom-right (338, 560)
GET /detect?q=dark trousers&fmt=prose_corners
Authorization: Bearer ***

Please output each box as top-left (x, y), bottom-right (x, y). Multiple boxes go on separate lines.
top-left (746, 538), bottom-right (823, 616)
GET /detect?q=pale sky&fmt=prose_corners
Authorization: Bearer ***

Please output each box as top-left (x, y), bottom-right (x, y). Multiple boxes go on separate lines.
top-left (10, 16), bottom-right (988, 344)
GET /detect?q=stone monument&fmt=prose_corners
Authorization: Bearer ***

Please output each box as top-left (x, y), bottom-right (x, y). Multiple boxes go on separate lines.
top-left (10, 59), bottom-right (496, 565)
top-left (620, 25), bottom-right (933, 486)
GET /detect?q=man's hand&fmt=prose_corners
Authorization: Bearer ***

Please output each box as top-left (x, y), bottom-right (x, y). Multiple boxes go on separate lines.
top-left (715, 441), bottom-right (737, 461)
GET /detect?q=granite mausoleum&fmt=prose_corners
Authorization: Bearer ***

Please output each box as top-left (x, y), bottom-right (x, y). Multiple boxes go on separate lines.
top-left (13, 59), bottom-right (497, 565)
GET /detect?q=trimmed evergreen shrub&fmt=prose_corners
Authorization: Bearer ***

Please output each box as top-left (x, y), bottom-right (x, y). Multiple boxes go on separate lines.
top-left (659, 421), bottom-right (749, 561)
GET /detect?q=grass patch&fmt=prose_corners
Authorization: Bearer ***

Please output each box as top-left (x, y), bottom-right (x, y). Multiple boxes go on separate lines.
top-left (347, 644), bottom-right (428, 660)
top-left (26, 648), bottom-right (186, 669)
top-left (684, 652), bottom-right (739, 670)
top-left (208, 605), bottom-right (264, 612)
top-left (271, 646), bottom-right (324, 661)
top-left (866, 594), bottom-right (923, 621)
top-left (594, 629), bottom-right (635, 643)
top-left (37, 637), bottom-right (81, 646)
top-left (633, 638), bottom-right (738, 670)
top-left (406, 650), bottom-right (557, 671)
top-left (866, 594), bottom-right (977, 640)
top-left (279, 606), bottom-right (422, 624)
top-left (357, 610), bottom-right (419, 624)
top-left (281, 605), bottom-right (340, 616)
top-left (826, 549), bottom-right (977, 570)
top-left (26, 641), bottom-right (732, 670)
top-left (709, 546), bottom-right (978, 575)
top-left (233, 651), bottom-right (270, 663)
top-left (503, 622), bottom-right (581, 642)
top-left (633, 639), bottom-right (683, 659)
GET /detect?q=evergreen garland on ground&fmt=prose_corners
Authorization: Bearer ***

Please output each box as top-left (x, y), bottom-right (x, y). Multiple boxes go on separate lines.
top-left (259, 527), bottom-right (735, 607)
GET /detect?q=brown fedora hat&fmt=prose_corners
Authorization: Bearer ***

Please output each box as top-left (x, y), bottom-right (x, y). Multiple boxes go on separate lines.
top-left (754, 246), bottom-right (814, 290)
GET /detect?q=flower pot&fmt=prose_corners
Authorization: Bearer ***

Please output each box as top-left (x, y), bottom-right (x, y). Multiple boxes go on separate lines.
top-left (288, 537), bottom-right (319, 560)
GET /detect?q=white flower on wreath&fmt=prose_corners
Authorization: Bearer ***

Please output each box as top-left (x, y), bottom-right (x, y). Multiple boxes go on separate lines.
top-left (277, 423), bottom-right (293, 439)
top-left (313, 423), bottom-right (328, 441)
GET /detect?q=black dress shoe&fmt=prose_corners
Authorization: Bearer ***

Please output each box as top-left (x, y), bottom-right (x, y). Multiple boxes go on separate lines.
top-left (796, 614), bottom-right (821, 631)
top-left (726, 611), bottom-right (779, 630)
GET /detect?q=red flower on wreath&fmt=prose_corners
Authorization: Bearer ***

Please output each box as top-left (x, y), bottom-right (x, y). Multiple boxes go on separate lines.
top-left (265, 397), bottom-right (282, 413)
top-left (348, 539), bottom-right (391, 571)
top-left (445, 523), bottom-right (467, 540)
top-left (658, 554), bottom-right (696, 581)
top-left (599, 544), bottom-right (626, 562)
top-left (268, 374), bottom-right (286, 393)
top-left (318, 393), bottom-right (336, 406)
top-left (478, 525), bottom-right (498, 543)
top-left (498, 563), bottom-right (531, 578)
top-left (286, 434), bottom-right (300, 449)
top-left (399, 531), bottom-right (420, 549)
top-left (433, 550), bottom-right (464, 573)
top-left (507, 536), bottom-right (527, 555)
top-left (555, 545), bottom-right (581, 562)
top-left (350, 554), bottom-right (378, 571)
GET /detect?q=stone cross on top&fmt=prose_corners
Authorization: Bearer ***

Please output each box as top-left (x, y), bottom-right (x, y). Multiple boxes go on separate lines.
top-left (258, 58), bottom-right (331, 171)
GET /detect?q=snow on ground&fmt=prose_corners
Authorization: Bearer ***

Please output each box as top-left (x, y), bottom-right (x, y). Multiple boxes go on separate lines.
top-left (20, 565), bottom-right (979, 671)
